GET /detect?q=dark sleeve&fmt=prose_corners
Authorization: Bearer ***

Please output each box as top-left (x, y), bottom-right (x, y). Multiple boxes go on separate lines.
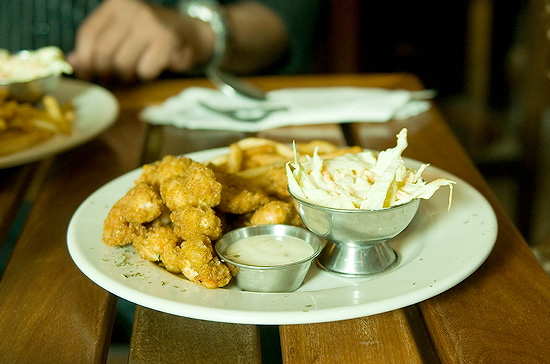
top-left (254, 0), bottom-right (327, 74)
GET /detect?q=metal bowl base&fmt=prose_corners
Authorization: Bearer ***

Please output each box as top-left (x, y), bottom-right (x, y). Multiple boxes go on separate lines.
top-left (316, 240), bottom-right (398, 276)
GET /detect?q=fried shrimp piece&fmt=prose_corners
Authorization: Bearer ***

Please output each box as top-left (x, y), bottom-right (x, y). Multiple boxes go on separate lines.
top-left (180, 163), bottom-right (222, 207)
top-left (133, 221), bottom-right (181, 266)
top-left (160, 163), bottom-right (222, 210)
top-left (103, 182), bottom-right (163, 246)
top-left (194, 258), bottom-right (233, 289)
top-left (219, 187), bottom-right (270, 215)
top-left (132, 220), bottom-right (230, 288)
top-left (177, 236), bottom-right (232, 289)
top-left (248, 200), bottom-right (303, 226)
top-left (159, 176), bottom-right (196, 210)
top-left (158, 234), bottom-right (231, 288)
top-left (248, 165), bottom-right (290, 200)
top-left (215, 172), bottom-right (270, 214)
top-left (171, 205), bottom-right (222, 241)
top-left (103, 201), bottom-right (145, 246)
top-left (136, 155), bottom-right (194, 190)
top-left (119, 182), bottom-right (164, 224)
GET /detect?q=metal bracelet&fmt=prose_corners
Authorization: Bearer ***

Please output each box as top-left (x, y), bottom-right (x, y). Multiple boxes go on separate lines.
top-left (179, 0), bottom-right (228, 71)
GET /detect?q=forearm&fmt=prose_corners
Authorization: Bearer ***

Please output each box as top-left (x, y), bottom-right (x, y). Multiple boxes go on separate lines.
top-left (219, 1), bottom-right (289, 74)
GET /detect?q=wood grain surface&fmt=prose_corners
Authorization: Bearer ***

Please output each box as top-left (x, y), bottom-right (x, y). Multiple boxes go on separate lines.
top-left (0, 107), bottom-right (146, 363)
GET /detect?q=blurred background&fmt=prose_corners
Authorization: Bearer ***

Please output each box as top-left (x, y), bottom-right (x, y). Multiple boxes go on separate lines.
top-left (312, 0), bottom-right (550, 267)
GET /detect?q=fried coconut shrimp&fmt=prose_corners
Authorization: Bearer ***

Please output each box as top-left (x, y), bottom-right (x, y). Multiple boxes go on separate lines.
top-left (133, 220), bottom-right (180, 265)
top-left (246, 165), bottom-right (290, 201)
top-left (171, 205), bottom-right (222, 241)
top-left (103, 141), bottom-right (320, 289)
top-left (103, 181), bottom-right (164, 246)
top-left (248, 200), bottom-right (303, 227)
top-left (133, 221), bottom-right (231, 288)
top-left (176, 236), bottom-right (231, 289)
top-left (103, 155), bottom-right (231, 289)
top-left (160, 163), bottom-right (221, 210)
top-left (120, 182), bottom-right (164, 224)
top-left (215, 172), bottom-right (270, 214)
top-left (136, 155), bottom-right (194, 190)
top-left (103, 199), bottom-right (145, 247)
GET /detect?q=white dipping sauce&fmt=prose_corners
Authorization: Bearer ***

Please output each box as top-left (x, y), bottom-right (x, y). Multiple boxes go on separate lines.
top-left (224, 235), bottom-right (314, 266)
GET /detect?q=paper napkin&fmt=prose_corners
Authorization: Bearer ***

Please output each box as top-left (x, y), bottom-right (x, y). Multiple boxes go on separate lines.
top-left (140, 86), bottom-right (433, 132)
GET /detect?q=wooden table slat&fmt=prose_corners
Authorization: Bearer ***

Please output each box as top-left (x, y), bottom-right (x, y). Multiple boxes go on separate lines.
top-left (0, 155), bottom-right (118, 363)
top-left (0, 164), bottom-right (36, 249)
top-left (129, 308), bottom-right (262, 364)
top-left (280, 308), bottom-right (433, 364)
top-left (0, 108), bottom-right (147, 363)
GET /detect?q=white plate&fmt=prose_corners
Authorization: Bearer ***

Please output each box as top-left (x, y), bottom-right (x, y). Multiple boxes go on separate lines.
top-left (0, 78), bottom-right (119, 169)
top-left (67, 148), bottom-right (497, 325)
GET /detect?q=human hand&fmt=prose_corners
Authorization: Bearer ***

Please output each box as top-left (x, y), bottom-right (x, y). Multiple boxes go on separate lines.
top-left (67, 0), bottom-right (214, 82)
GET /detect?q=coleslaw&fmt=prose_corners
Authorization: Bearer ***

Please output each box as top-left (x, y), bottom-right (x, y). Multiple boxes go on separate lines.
top-left (287, 128), bottom-right (455, 210)
top-left (0, 46), bottom-right (73, 82)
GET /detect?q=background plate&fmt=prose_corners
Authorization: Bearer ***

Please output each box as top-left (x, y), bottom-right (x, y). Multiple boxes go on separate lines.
top-left (67, 148), bottom-right (497, 325)
top-left (0, 78), bottom-right (119, 169)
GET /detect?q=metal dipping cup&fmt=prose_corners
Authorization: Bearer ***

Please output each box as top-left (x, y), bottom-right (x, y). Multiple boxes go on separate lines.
top-left (290, 190), bottom-right (420, 276)
top-left (215, 224), bottom-right (322, 292)
top-left (0, 74), bottom-right (60, 103)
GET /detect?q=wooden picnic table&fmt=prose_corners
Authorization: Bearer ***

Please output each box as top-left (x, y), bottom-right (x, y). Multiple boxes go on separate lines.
top-left (1, 73), bottom-right (549, 363)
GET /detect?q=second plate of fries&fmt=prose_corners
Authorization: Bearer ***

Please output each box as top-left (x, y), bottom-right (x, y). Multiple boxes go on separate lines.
top-left (0, 78), bottom-right (118, 169)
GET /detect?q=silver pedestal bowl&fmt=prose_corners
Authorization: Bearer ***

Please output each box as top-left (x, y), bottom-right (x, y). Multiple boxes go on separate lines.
top-left (290, 191), bottom-right (420, 276)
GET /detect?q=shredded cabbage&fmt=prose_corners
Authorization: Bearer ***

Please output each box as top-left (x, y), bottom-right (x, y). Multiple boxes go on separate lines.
top-left (287, 128), bottom-right (455, 210)
top-left (0, 46), bottom-right (73, 82)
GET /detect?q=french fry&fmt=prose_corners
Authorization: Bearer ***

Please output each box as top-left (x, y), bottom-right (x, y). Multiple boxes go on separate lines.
top-left (207, 138), bottom-right (363, 178)
top-left (243, 151), bottom-right (288, 169)
top-left (43, 95), bottom-right (63, 120)
top-left (297, 140), bottom-right (340, 156)
top-left (226, 143), bottom-right (243, 173)
top-left (235, 137), bottom-right (294, 159)
top-left (205, 154), bottom-right (229, 168)
top-left (237, 162), bottom-right (287, 178)
top-left (43, 95), bottom-right (72, 134)
top-left (0, 91), bottom-right (74, 155)
top-left (0, 129), bottom-right (53, 155)
top-left (234, 137), bottom-right (275, 149)
top-left (320, 145), bottom-right (363, 159)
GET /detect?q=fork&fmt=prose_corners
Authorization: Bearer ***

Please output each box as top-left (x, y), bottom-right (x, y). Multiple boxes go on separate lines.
top-left (206, 68), bottom-right (267, 101)
top-left (198, 101), bottom-right (288, 122)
